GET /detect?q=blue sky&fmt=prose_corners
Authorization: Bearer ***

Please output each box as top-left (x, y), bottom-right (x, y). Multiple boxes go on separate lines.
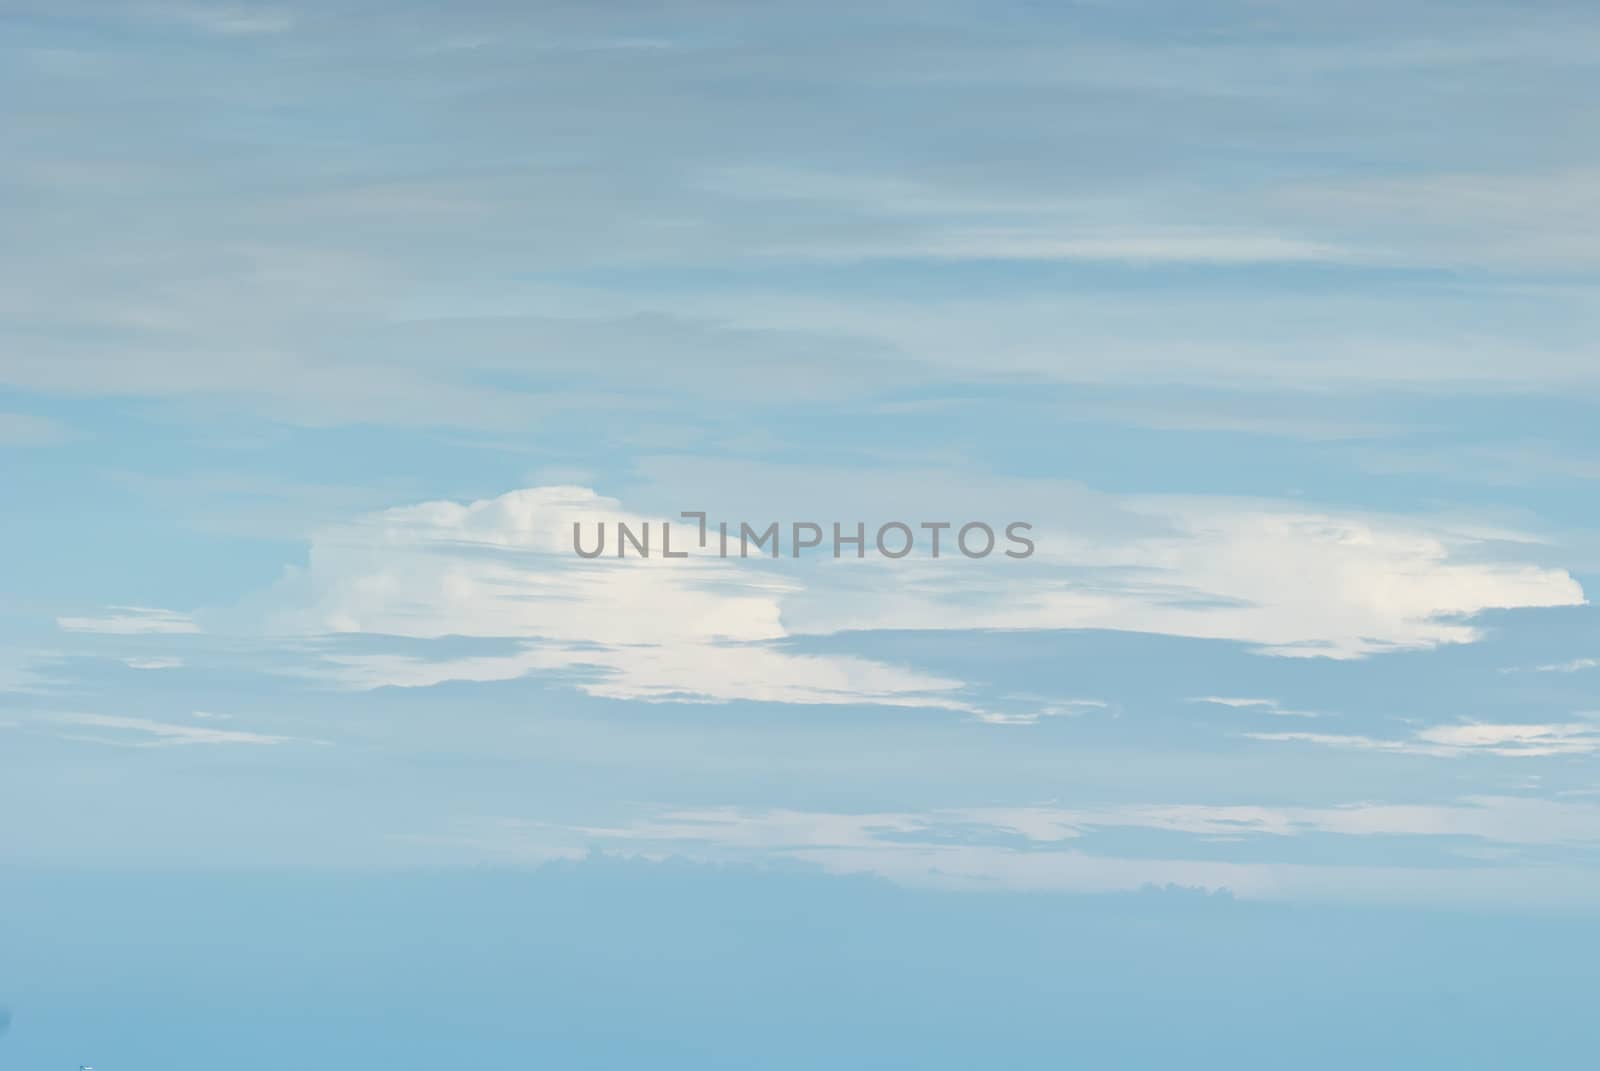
top-left (4, 1), bottom-right (1600, 1066)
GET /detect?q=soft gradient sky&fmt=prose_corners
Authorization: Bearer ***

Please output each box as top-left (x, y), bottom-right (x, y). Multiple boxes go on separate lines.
top-left (4, 1), bottom-right (1600, 1066)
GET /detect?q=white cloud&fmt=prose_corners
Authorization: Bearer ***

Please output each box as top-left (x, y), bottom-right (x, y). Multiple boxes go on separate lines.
top-left (1250, 721), bottom-right (1600, 758)
top-left (782, 229), bottom-right (1347, 266)
top-left (123, 656), bottom-right (185, 670)
top-left (774, 496), bottom-right (1583, 659)
top-left (57, 606), bottom-right (201, 635)
top-left (973, 698), bottom-right (1108, 726)
top-left (317, 641), bottom-right (978, 712)
top-left (448, 795), bottom-right (1600, 905)
top-left (266, 486), bottom-right (978, 711)
top-left (1535, 657), bottom-right (1600, 674)
top-left (1190, 696), bottom-right (1320, 718)
top-left (39, 712), bottom-right (301, 747)
top-left (630, 286), bottom-right (1600, 394)
top-left (254, 483), bottom-right (1583, 705)
top-left (148, 5), bottom-right (295, 35)
top-left (587, 795), bottom-right (1600, 855)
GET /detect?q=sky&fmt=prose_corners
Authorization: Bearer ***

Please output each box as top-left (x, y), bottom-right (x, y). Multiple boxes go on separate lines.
top-left (4, 0), bottom-right (1600, 1066)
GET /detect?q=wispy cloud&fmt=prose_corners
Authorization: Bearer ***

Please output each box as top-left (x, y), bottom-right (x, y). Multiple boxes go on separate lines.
top-left (436, 794), bottom-right (1600, 906)
top-left (973, 699), bottom-right (1109, 726)
top-left (1190, 697), bottom-right (1321, 718)
top-left (123, 656), bottom-right (185, 670)
top-left (144, 4), bottom-right (295, 36)
top-left (1249, 722), bottom-right (1600, 758)
top-left (38, 712), bottom-right (303, 747)
top-left (1535, 658), bottom-right (1600, 674)
top-left (777, 229), bottom-right (1348, 266)
top-left (57, 606), bottom-right (200, 636)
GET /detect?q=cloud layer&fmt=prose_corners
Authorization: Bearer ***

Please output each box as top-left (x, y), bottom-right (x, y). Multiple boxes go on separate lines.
top-left (247, 483), bottom-right (1584, 706)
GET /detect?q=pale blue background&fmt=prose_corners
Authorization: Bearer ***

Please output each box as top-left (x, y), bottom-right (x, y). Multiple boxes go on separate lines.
top-left (4, 1), bottom-right (1600, 1066)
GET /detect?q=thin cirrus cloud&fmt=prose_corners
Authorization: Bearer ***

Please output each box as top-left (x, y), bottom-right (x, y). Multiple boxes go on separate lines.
top-left (1249, 721), bottom-right (1600, 758)
top-left (583, 796), bottom-right (1600, 854)
top-left (698, 166), bottom-right (1351, 266)
top-left (1189, 697), bottom-right (1321, 718)
top-left (121, 656), bottom-right (186, 670)
top-left (437, 794), bottom-right (1600, 906)
top-left (6, 0), bottom-right (1600, 443)
top-left (37, 712), bottom-right (301, 748)
top-left (1534, 658), bottom-right (1600, 674)
top-left (56, 606), bottom-right (201, 636)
